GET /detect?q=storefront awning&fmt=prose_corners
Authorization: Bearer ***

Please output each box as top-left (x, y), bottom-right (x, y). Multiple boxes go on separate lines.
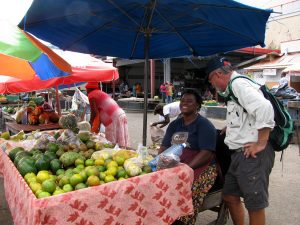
top-left (244, 53), bottom-right (300, 71)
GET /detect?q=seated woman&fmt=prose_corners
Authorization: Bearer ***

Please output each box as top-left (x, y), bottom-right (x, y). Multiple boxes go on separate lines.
top-left (158, 89), bottom-right (217, 225)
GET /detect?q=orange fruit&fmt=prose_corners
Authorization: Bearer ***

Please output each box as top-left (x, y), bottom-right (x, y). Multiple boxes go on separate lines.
top-left (42, 180), bottom-right (56, 194)
top-left (115, 156), bottom-right (126, 166)
top-left (63, 184), bottom-right (73, 192)
top-left (36, 171), bottom-right (50, 183)
top-left (107, 161), bottom-right (118, 168)
top-left (37, 191), bottom-right (51, 198)
top-left (105, 167), bottom-right (117, 177)
top-left (85, 159), bottom-right (94, 166)
top-left (94, 158), bottom-right (105, 166)
top-left (104, 175), bottom-right (115, 183)
top-left (69, 174), bottom-right (84, 187)
top-left (86, 175), bottom-right (100, 186)
top-left (85, 166), bottom-right (99, 177)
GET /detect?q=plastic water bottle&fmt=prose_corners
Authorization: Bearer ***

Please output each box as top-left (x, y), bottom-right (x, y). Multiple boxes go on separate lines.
top-left (149, 143), bottom-right (186, 171)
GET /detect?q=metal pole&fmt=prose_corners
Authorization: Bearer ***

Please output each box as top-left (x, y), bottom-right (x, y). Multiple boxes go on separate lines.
top-left (55, 86), bottom-right (61, 116)
top-left (143, 33), bottom-right (150, 146)
top-left (150, 59), bottom-right (155, 98)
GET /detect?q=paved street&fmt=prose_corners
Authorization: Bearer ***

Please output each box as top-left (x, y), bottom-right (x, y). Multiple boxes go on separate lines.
top-left (1, 111), bottom-right (299, 225)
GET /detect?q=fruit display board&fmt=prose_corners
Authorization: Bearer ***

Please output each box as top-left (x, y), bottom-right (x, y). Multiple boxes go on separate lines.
top-left (0, 151), bottom-right (194, 225)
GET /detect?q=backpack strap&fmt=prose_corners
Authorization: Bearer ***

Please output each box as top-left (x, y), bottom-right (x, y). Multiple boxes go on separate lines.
top-left (227, 75), bottom-right (259, 112)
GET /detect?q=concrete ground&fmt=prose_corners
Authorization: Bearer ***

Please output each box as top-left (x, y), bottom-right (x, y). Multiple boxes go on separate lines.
top-left (1, 111), bottom-right (299, 225)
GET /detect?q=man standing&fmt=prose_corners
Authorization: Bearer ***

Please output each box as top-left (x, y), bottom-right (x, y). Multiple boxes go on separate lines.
top-left (279, 72), bottom-right (288, 87)
top-left (86, 82), bottom-right (130, 147)
top-left (206, 57), bottom-right (275, 225)
top-left (151, 101), bottom-right (181, 128)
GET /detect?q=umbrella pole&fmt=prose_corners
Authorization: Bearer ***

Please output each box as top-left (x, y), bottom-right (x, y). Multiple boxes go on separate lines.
top-left (55, 85), bottom-right (61, 116)
top-left (143, 34), bottom-right (150, 146)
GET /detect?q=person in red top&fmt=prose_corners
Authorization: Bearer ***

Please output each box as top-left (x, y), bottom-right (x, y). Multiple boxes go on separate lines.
top-left (159, 83), bottom-right (167, 103)
top-left (86, 82), bottom-right (130, 147)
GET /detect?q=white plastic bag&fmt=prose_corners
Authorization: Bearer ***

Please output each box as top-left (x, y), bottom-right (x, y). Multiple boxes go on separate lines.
top-left (150, 126), bottom-right (165, 144)
top-left (71, 87), bottom-right (89, 111)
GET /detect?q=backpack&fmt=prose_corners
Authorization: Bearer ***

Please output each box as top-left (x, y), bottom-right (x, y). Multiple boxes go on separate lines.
top-left (227, 75), bottom-right (294, 152)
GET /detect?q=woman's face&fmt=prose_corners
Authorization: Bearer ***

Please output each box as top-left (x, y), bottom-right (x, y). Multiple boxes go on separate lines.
top-left (180, 93), bottom-right (199, 115)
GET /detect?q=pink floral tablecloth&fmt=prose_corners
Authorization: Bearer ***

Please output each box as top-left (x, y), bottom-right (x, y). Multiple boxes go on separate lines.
top-left (0, 152), bottom-right (194, 225)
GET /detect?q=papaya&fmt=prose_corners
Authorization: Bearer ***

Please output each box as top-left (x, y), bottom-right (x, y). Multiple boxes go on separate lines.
top-left (28, 114), bottom-right (39, 125)
top-left (9, 147), bottom-right (24, 161)
top-left (33, 106), bottom-right (43, 116)
top-left (49, 112), bottom-right (60, 123)
top-left (39, 113), bottom-right (49, 124)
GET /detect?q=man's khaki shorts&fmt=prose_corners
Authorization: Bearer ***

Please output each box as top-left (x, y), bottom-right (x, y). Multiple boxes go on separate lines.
top-left (222, 143), bottom-right (275, 210)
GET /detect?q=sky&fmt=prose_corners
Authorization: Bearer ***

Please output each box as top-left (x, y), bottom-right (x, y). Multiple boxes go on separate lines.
top-left (0, 0), bottom-right (272, 26)
top-left (235, 0), bottom-right (272, 8)
top-left (0, 0), bottom-right (33, 25)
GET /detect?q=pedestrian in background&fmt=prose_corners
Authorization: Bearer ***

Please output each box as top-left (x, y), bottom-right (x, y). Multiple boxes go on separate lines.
top-left (206, 56), bottom-right (275, 225)
top-left (151, 101), bottom-right (181, 128)
top-left (159, 82), bottom-right (167, 103)
top-left (166, 82), bottom-right (174, 103)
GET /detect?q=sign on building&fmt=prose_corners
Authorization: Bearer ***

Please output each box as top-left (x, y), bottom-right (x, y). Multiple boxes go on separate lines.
top-left (263, 68), bottom-right (277, 76)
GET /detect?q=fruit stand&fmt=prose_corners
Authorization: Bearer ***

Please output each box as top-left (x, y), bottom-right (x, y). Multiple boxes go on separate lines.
top-left (0, 120), bottom-right (194, 225)
top-left (5, 122), bottom-right (60, 135)
top-left (0, 149), bottom-right (193, 225)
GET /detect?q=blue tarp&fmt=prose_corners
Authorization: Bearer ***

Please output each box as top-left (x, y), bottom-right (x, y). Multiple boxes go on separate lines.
top-left (20, 0), bottom-right (272, 59)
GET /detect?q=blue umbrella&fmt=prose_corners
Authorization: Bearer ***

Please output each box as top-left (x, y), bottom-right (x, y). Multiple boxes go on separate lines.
top-left (20, 0), bottom-right (272, 144)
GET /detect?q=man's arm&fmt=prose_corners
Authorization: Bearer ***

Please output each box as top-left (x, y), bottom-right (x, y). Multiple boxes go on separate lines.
top-left (151, 115), bottom-right (170, 128)
top-left (89, 99), bottom-right (97, 124)
top-left (244, 127), bottom-right (271, 158)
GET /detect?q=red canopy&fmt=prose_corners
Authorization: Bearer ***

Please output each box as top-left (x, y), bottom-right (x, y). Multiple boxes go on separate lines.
top-left (0, 51), bottom-right (119, 94)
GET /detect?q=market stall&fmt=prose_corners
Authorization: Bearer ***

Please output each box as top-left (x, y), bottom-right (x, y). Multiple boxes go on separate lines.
top-left (0, 127), bottom-right (194, 225)
top-left (5, 122), bottom-right (60, 135)
top-left (0, 51), bottom-right (119, 135)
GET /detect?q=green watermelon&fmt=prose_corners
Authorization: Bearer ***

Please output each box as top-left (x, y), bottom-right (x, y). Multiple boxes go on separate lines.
top-left (18, 156), bottom-right (35, 167)
top-left (30, 149), bottom-right (42, 155)
top-left (47, 143), bottom-right (59, 153)
top-left (32, 153), bottom-right (44, 161)
top-left (44, 151), bottom-right (57, 161)
top-left (9, 147), bottom-right (24, 161)
top-left (50, 159), bottom-right (63, 173)
top-left (17, 161), bottom-right (37, 177)
top-left (14, 151), bottom-right (32, 166)
top-left (34, 155), bottom-right (50, 171)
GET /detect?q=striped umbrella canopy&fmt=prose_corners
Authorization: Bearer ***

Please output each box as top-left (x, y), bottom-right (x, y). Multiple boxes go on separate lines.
top-left (0, 23), bottom-right (72, 80)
